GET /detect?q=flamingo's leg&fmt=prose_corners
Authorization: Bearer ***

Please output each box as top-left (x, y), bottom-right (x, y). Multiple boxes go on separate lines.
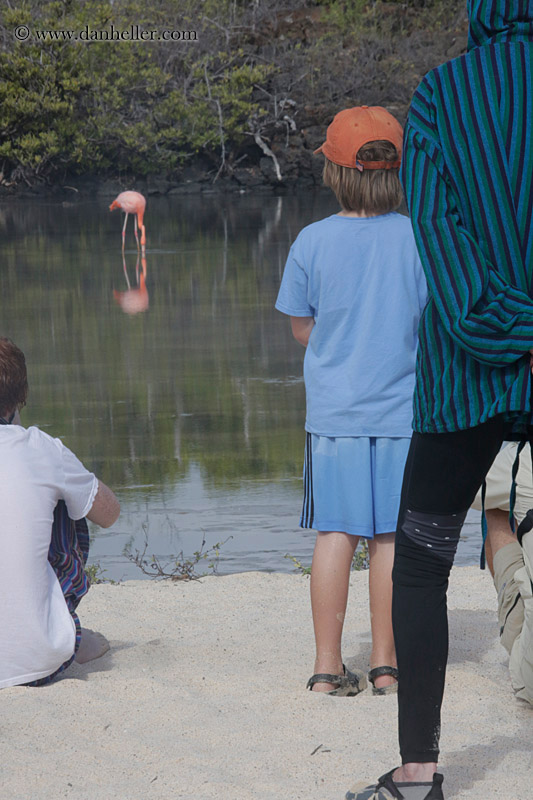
top-left (134, 215), bottom-right (140, 251)
top-left (122, 212), bottom-right (129, 251)
top-left (122, 253), bottom-right (131, 290)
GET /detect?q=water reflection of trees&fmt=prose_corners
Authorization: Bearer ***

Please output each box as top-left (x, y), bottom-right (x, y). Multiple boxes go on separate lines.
top-left (1, 194), bottom-right (335, 491)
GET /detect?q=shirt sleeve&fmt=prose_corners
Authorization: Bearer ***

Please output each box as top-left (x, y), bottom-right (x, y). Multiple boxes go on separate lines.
top-left (275, 238), bottom-right (315, 317)
top-left (56, 439), bottom-right (99, 521)
top-left (401, 77), bottom-right (533, 367)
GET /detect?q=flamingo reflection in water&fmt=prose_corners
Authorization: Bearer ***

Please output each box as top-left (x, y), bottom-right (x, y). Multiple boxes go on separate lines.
top-left (109, 191), bottom-right (146, 253)
top-left (113, 253), bottom-right (149, 315)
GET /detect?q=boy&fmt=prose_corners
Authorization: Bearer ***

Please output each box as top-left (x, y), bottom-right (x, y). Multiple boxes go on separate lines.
top-left (276, 106), bottom-right (427, 697)
top-left (0, 338), bottom-right (120, 688)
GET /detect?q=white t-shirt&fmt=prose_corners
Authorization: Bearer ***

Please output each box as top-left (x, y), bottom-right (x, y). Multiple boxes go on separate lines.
top-left (0, 425), bottom-right (98, 688)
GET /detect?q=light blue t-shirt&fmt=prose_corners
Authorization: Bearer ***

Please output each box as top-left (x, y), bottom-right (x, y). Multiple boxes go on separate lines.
top-left (275, 212), bottom-right (428, 437)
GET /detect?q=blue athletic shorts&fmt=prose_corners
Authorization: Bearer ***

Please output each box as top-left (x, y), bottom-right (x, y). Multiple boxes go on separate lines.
top-left (300, 433), bottom-right (411, 538)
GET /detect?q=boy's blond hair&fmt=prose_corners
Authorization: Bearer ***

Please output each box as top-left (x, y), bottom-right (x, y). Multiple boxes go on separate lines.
top-left (323, 140), bottom-right (403, 215)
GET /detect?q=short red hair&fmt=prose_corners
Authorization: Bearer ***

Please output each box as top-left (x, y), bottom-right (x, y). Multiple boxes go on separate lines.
top-left (0, 338), bottom-right (28, 417)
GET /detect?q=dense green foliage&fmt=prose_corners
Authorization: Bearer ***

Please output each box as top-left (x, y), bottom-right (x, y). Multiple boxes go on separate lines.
top-left (0, 0), bottom-right (466, 185)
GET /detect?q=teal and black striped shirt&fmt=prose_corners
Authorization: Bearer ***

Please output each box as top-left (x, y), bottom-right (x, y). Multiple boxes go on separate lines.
top-left (401, 0), bottom-right (533, 434)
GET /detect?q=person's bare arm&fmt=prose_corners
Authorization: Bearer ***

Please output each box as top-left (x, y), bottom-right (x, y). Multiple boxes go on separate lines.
top-left (290, 316), bottom-right (315, 347)
top-left (86, 480), bottom-right (120, 528)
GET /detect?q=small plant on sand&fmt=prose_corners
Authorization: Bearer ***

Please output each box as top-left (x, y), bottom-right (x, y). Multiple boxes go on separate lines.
top-left (84, 561), bottom-right (117, 584)
top-left (84, 561), bottom-right (109, 584)
top-left (124, 534), bottom-right (232, 580)
top-left (352, 539), bottom-right (369, 571)
top-left (284, 554), bottom-right (312, 576)
top-left (285, 539), bottom-right (370, 576)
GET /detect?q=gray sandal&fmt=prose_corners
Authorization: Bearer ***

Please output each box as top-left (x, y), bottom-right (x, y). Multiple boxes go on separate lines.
top-left (306, 664), bottom-right (367, 696)
top-left (346, 767), bottom-right (444, 799)
top-left (368, 666), bottom-right (399, 696)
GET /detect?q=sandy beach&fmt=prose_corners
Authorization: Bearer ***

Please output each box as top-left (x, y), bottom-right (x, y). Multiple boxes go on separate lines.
top-left (3, 567), bottom-right (532, 800)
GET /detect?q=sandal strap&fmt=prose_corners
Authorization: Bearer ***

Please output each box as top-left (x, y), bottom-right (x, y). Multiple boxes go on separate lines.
top-left (368, 666), bottom-right (399, 685)
top-left (337, 666), bottom-right (363, 690)
top-left (306, 672), bottom-right (342, 689)
top-left (375, 768), bottom-right (444, 800)
top-left (376, 769), bottom-right (405, 799)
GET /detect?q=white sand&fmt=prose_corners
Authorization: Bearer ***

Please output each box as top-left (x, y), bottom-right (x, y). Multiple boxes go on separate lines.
top-left (3, 567), bottom-right (532, 799)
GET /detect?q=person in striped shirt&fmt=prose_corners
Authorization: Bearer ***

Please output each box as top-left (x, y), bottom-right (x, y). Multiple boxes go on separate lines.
top-left (347, 1), bottom-right (533, 799)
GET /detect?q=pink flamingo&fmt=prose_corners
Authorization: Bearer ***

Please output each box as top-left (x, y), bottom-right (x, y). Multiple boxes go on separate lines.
top-left (113, 254), bottom-right (149, 315)
top-left (109, 191), bottom-right (146, 252)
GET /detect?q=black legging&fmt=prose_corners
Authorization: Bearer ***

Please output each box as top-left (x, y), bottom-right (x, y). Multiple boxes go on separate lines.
top-left (392, 414), bottom-right (514, 763)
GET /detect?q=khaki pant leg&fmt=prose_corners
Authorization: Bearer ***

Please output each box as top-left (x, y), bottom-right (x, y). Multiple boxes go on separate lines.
top-left (510, 531), bottom-right (533, 704)
top-left (493, 541), bottom-right (525, 655)
top-left (471, 443), bottom-right (533, 526)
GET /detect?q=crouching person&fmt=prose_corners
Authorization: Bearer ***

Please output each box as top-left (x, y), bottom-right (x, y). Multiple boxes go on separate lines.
top-left (508, 511), bottom-right (533, 704)
top-left (0, 338), bottom-right (120, 688)
top-left (471, 443), bottom-right (533, 704)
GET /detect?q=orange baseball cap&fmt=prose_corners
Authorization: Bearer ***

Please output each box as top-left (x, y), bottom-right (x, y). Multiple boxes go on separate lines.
top-left (314, 106), bottom-right (403, 171)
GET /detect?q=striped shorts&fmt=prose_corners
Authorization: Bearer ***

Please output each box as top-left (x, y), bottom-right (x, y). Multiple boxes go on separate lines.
top-left (301, 433), bottom-right (411, 537)
top-left (25, 501), bottom-right (90, 687)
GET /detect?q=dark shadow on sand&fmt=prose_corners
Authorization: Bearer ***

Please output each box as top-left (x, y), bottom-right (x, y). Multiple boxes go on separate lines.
top-left (344, 606), bottom-right (500, 674)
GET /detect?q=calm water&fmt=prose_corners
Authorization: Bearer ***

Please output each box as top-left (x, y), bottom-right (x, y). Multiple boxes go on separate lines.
top-left (1, 192), bottom-right (483, 580)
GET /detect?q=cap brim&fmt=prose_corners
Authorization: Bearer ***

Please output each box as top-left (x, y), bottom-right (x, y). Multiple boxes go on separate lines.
top-left (313, 145), bottom-right (324, 155)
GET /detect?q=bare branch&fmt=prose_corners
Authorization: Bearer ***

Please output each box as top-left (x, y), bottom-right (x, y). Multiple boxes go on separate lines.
top-left (253, 132), bottom-right (282, 181)
top-left (124, 535), bottom-right (232, 581)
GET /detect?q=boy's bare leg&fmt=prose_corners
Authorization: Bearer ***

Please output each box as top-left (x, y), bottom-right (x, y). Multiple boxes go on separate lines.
top-left (485, 509), bottom-right (517, 568)
top-left (310, 531), bottom-right (358, 692)
top-left (484, 532), bottom-right (494, 577)
top-left (75, 628), bottom-right (110, 664)
top-left (368, 532), bottom-right (397, 689)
